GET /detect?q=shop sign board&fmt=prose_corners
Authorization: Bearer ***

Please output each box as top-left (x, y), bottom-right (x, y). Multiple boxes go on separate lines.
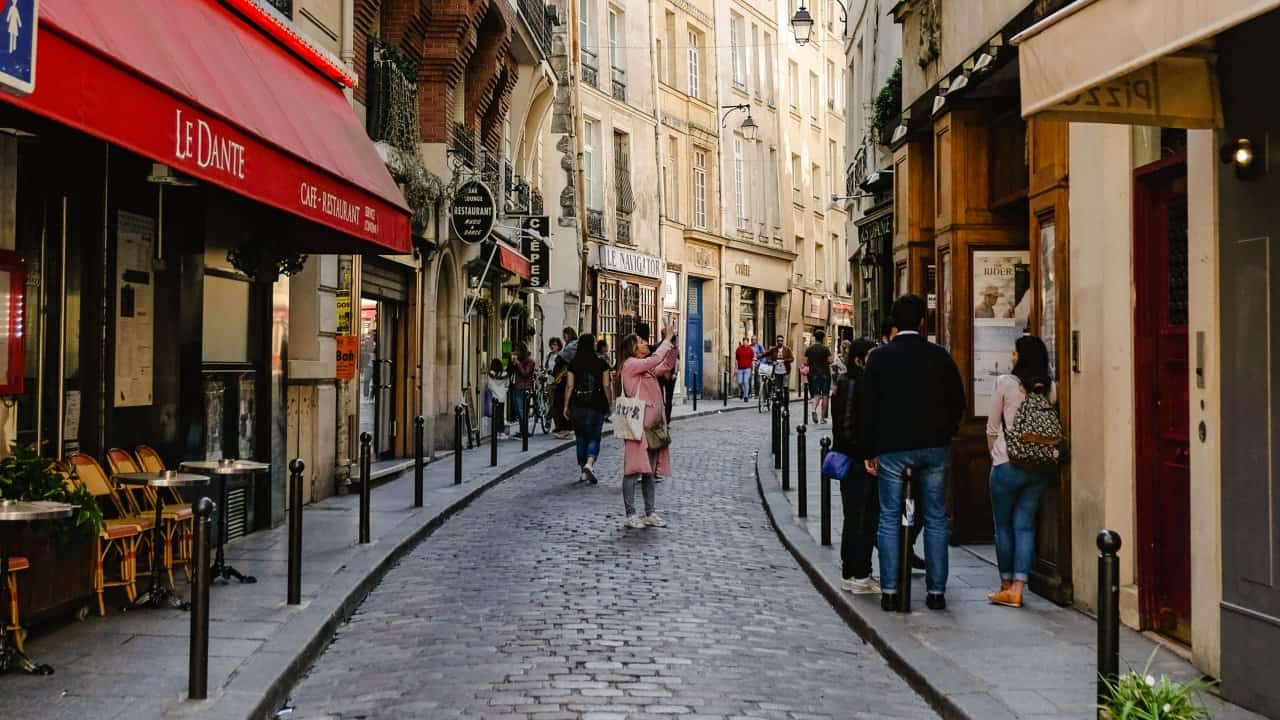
top-left (335, 335), bottom-right (358, 381)
top-left (599, 244), bottom-right (663, 280)
top-left (830, 301), bottom-right (854, 327)
top-left (450, 180), bottom-right (496, 244)
top-left (0, 0), bottom-right (37, 96)
top-left (1038, 56), bottom-right (1223, 129)
top-left (520, 216), bottom-right (550, 288)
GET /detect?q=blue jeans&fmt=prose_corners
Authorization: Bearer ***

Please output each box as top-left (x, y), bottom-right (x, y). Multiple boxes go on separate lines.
top-left (989, 462), bottom-right (1050, 582)
top-left (512, 389), bottom-right (528, 432)
top-left (736, 369), bottom-right (752, 400)
top-left (571, 406), bottom-right (604, 467)
top-left (877, 447), bottom-right (950, 594)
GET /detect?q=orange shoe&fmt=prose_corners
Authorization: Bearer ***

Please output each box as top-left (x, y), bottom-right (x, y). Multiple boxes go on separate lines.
top-left (987, 589), bottom-right (1023, 608)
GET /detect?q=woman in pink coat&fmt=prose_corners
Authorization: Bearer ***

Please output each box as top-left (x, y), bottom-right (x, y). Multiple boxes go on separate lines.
top-left (618, 328), bottom-right (678, 529)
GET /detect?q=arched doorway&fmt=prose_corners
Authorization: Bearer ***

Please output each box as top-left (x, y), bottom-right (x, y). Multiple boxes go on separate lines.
top-left (429, 252), bottom-right (461, 450)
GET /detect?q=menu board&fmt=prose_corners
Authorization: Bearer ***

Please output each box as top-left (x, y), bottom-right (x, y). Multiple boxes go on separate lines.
top-left (114, 212), bottom-right (155, 407)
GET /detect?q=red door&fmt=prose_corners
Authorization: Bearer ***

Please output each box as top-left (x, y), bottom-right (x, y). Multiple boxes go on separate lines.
top-left (1134, 157), bottom-right (1191, 643)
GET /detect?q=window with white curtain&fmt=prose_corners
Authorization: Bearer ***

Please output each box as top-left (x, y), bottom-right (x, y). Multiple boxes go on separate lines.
top-left (608, 7), bottom-right (624, 70)
top-left (734, 138), bottom-right (747, 229)
top-left (788, 61), bottom-right (799, 109)
top-left (584, 118), bottom-right (601, 210)
top-left (687, 29), bottom-right (702, 99)
top-left (730, 14), bottom-right (745, 87)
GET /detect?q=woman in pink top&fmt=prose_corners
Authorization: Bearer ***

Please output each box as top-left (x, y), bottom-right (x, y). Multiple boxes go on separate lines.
top-left (618, 327), bottom-right (678, 529)
top-left (985, 334), bottom-right (1057, 608)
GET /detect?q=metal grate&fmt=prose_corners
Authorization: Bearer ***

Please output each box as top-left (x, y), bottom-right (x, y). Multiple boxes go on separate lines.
top-left (616, 215), bottom-right (632, 244)
top-left (587, 209), bottom-right (605, 238)
top-left (225, 487), bottom-right (249, 542)
top-left (611, 67), bottom-right (627, 102)
top-left (581, 48), bottom-right (599, 88)
top-left (450, 122), bottom-right (476, 168)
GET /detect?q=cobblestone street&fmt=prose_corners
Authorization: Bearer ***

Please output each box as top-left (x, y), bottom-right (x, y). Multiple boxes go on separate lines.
top-left (287, 410), bottom-right (936, 719)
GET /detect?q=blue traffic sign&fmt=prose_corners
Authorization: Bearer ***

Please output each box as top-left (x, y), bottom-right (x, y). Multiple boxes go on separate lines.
top-left (0, 0), bottom-right (36, 95)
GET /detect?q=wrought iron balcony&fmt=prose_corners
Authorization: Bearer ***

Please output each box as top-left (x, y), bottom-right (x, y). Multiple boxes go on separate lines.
top-left (587, 209), bottom-right (605, 238)
top-left (581, 48), bottom-right (599, 89)
top-left (518, 0), bottom-right (553, 58)
top-left (449, 122), bottom-right (476, 168)
top-left (616, 213), bottom-right (633, 245)
top-left (366, 38), bottom-right (419, 147)
top-left (611, 67), bottom-right (627, 102)
top-left (264, 0), bottom-right (292, 16)
top-left (504, 161), bottom-right (532, 215)
top-left (531, 189), bottom-right (545, 216)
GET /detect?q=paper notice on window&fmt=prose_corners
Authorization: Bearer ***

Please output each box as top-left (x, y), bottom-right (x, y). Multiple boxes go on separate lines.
top-left (114, 211), bottom-right (155, 407)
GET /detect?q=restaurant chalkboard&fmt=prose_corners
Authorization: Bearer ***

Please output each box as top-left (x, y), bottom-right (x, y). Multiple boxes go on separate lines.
top-left (450, 180), bottom-right (496, 244)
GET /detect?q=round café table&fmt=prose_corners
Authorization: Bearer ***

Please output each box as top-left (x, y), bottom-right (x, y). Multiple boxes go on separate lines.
top-left (178, 460), bottom-right (270, 584)
top-left (114, 471), bottom-right (210, 610)
top-left (0, 499), bottom-right (73, 675)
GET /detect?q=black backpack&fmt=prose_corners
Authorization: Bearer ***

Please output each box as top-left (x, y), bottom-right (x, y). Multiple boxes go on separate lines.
top-left (573, 368), bottom-right (600, 403)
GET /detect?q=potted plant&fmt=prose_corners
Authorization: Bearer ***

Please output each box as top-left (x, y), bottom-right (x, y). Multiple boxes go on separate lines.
top-left (1099, 651), bottom-right (1214, 720)
top-left (0, 444), bottom-right (103, 540)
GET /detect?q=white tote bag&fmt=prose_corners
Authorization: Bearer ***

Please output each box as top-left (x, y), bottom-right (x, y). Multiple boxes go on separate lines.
top-left (612, 373), bottom-right (646, 441)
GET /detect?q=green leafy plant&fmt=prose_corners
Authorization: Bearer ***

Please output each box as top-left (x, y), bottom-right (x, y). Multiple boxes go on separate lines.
top-left (871, 59), bottom-right (903, 146)
top-left (1100, 650), bottom-right (1214, 720)
top-left (0, 444), bottom-right (104, 540)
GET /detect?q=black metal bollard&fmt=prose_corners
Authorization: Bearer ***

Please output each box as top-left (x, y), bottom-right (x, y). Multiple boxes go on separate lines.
top-left (801, 379), bottom-right (809, 426)
top-left (490, 400), bottom-right (503, 467)
top-left (1097, 530), bottom-right (1122, 707)
top-left (898, 470), bottom-right (914, 613)
top-left (287, 458), bottom-right (304, 606)
top-left (188, 497), bottom-right (215, 700)
top-left (771, 390), bottom-right (781, 462)
top-left (692, 372), bottom-right (699, 412)
top-left (819, 437), bottom-right (832, 546)
top-left (797, 426), bottom-right (808, 517)
top-left (358, 432), bottom-right (372, 544)
top-left (723, 369), bottom-right (728, 407)
top-left (454, 405), bottom-right (464, 485)
top-left (781, 403), bottom-right (791, 492)
top-left (521, 396), bottom-right (529, 453)
top-left (413, 416), bottom-right (425, 508)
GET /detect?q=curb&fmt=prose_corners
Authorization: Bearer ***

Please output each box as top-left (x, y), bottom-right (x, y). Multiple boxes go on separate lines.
top-left (206, 402), bottom-right (759, 720)
top-left (752, 442), bottom-right (1017, 720)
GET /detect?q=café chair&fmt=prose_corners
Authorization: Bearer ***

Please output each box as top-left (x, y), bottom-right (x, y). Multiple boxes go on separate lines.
top-left (65, 454), bottom-right (150, 615)
top-left (6, 556), bottom-right (29, 651)
top-left (105, 448), bottom-right (192, 587)
top-left (134, 445), bottom-right (194, 575)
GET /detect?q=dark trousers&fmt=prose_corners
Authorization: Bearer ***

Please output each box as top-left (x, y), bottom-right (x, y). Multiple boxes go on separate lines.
top-left (840, 464), bottom-right (879, 580)
top-left (551, 384), bottom-right (572, 431)
top-left (661, 378), bottom-right (674, 422)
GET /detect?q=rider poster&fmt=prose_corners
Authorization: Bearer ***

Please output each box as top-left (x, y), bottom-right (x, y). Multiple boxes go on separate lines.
top-left (971, 250), bottom-right (1030, 415)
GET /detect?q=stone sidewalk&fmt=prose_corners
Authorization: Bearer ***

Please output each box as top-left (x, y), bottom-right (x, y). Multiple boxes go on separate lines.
top-left (757, 421), bottom-right (1266, 720)
top-left (0, 400), bottom-right (754, 720)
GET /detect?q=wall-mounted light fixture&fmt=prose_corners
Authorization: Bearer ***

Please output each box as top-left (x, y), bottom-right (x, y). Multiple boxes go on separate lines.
top-left (720, 104), bottom-right (760, 141)
top-left (790, 2), bottom-right (815, 45)
top-left (1221, 136), bottom-right (1266, 180)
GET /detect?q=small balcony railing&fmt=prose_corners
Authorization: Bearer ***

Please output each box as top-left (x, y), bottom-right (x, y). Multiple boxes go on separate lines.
top-left (616, 214), bottom-right (633, 245)
top-left (518, 0), bottom-right (553, 58)
top-left (449, 122), bottom-right (475, 168)
top-left (587, 209), bottom-right (605, 238)
top-left (505, 162), bottom-right (532, 215)
top-left (581, 48), bottom-right (599, 89)
top-left (611, 67), bottom-right (627, 102)
top-left (531, 189), bottom-right (545, 216)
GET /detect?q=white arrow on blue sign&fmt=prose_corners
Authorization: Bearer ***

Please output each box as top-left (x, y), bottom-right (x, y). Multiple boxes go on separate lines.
top-left (0, 0), bottom-right (37, 96)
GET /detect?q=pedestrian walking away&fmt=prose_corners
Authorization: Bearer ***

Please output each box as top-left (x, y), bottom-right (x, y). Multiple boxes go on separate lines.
top-left (618, 328), bottom-right (678, 529)
top-left (986, 335), bottom-right (1061, 608)
top-left (805, 329), bottom-right (833, 423)
top-left (564, 333), bottom-right (611, 484)
top-left (861, 294), bottom-right (966, 612)
top-left (832, 338), bottom-right (880, 594)
top-left (510, 342), bottom-right (537, 438)
top-left (735, 337), bottom-right (755, 402)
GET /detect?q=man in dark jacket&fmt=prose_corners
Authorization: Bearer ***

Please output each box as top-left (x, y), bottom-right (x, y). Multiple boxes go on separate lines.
top-left (831, 337), bottom-right (879, 593)
top-left (860, 294), bottom-right (965, 611)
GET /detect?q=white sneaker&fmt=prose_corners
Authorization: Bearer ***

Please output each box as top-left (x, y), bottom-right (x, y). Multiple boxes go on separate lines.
top-left (643, 514), bottom-right (668, 528)
top-left (624, 515), bottom-right (647, 529)
top-left (841, 576), bottom-right (881, 594)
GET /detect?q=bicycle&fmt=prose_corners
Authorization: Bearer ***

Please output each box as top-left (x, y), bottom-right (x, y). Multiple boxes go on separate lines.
top-left (529, 373), bottom-right (553, 435)
top-left (757, 368), bottom-right (774, 413)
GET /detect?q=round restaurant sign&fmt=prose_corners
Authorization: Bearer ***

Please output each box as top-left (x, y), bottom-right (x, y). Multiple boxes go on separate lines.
top-left (450, 180), bottom-right (496, 244)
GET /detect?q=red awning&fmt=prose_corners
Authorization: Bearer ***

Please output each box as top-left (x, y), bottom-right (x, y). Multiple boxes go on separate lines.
top-left (4, 0), bottom-right (410, 253)
top-left (497, 244), bottom-right (531, 281)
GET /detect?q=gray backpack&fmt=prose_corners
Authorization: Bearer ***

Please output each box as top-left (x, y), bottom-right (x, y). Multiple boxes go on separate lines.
top-left (1002, 387), bottom-right (1067, 470)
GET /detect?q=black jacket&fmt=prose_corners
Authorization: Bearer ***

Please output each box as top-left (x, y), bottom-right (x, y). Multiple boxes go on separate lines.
top-left (859, 334), bottom-right (965, 456)
top-left (831, 374), bottom-right (867, 463)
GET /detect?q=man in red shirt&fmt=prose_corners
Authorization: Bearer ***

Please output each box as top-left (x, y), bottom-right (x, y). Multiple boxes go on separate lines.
top-left (734, 337), bottom-right (756, 402)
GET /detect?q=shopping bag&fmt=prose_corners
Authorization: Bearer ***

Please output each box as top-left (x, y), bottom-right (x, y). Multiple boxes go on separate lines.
top-left (821, 450), bottom-right (853, 480)
top-left (612, 378), bottom-right (646, 441)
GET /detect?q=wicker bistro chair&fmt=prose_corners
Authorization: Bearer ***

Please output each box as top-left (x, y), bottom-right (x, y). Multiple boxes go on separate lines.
top-left (6, 556), bottom-right (29, 651)
top-left (65, 454), bottom-right (151, 615)
top-left (134, 445), bottom-right (194, 575)
top-left (106, 448), bottom-right (192, 586)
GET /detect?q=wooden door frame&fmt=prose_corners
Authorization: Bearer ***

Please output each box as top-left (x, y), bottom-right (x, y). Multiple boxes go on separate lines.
top-left (1132, 153), bottom-right (1188, 631)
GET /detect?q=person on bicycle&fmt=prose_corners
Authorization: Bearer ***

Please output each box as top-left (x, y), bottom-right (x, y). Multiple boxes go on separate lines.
top-left (764, 335), bottom-right (794, 401)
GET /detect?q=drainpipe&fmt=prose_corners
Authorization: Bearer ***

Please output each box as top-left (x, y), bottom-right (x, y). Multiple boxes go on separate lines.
top-left (341, 0), bottom-right (355, 104)
top-left (570, 0), bottom-right (590, 331)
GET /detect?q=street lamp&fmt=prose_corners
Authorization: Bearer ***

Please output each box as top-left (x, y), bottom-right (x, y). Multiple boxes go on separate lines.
top-left (790, 3), bottom-right (814, 45)
top-left (720, 104), bottom-right (759, 141)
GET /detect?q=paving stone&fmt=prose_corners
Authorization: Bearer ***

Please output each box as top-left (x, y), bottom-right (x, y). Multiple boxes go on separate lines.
top-left (288, 412), bottom-right (936, 719)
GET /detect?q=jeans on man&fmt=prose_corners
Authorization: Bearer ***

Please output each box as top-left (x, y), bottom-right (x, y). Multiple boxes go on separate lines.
top-left (876, 447), bottom-right (950, 595)
top-left (736, 368), bottom-right (752, 400)
top-left (989, 462), bottom-right (1050, 582)
top-left (571, 407), bottom-right (604, 466)
top-left (512, 389), bottom-right (528, 433)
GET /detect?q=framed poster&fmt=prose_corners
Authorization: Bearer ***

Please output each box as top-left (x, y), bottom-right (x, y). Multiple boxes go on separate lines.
top-left (972, 250), bottom-right (1030, 415)
top-left (114, 211), bottom-right (154, 407)
top-left (1039, 219), bottom-right (1057, 377)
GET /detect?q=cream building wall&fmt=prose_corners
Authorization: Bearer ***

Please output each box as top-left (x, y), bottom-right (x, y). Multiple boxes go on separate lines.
top-left (896, 0), bottom-right (1024, 106)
